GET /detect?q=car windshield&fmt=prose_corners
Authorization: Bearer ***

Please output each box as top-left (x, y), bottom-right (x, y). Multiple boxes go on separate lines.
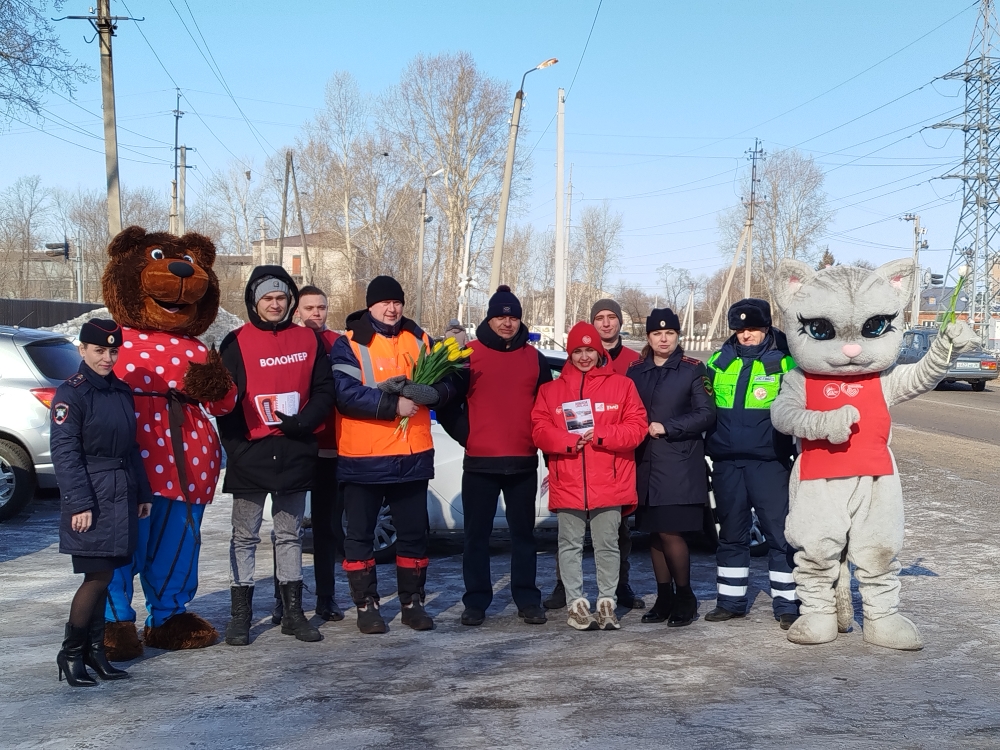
top-left (23, 338), bottom-right (81, 380)
top-left (926, 332), bottom-right (984, 353)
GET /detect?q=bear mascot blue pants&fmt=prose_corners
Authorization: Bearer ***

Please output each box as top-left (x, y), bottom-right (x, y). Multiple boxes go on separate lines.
top-left (106, 496), bottom-right (206, 627)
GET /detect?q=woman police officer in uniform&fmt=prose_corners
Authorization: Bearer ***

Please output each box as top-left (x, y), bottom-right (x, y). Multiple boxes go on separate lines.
top-left (51, 319), bottom-right (152, 687)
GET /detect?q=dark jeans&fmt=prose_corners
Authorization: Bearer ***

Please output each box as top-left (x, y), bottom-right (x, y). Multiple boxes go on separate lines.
top-left (461, 470), bottom-right (541, 611)
top-left (343, 480), bottom-right (429, 563)
top-left (312, 457), bottom-right (344, 597)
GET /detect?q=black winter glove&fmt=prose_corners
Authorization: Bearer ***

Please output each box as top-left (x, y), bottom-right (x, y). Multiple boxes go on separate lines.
top-left (377, 375), bottom-right (409, 395)
top-left (275, 411), bottom-right (308, 438)
top-left (401, 382), bottom-right (440, 406)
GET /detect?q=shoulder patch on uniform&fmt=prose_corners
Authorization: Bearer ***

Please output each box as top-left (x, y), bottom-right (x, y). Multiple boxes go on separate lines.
top-left (681, 356), bottom-right (701, 366)
top-left (626, 358), bottom-right (642, 369)
top-left (702, 376), bottom-right (714, 396)
top-left (67, 373), bottom-right (85, 387)
top-left (53, 402), bottom-right (70, 424)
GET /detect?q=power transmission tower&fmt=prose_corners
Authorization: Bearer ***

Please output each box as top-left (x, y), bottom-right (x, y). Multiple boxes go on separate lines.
top-left (937, 0), bottom-right (1000, 343)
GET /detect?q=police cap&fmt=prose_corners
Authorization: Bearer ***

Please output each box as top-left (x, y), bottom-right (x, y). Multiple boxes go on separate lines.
top-left (79, 318), bottom-right (123, 347)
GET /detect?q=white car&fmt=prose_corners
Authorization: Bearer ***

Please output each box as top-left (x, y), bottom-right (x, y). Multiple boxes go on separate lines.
top-left (345, 349), bottom-right (568, 561)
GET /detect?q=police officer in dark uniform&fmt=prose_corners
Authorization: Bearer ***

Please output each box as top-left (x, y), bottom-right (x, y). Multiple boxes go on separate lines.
top-left (51, 319), bottom-right (153, 687)
top-left (704, 299), bottom-right (799, 629)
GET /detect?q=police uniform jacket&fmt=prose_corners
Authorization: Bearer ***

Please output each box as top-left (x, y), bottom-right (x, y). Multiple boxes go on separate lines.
top-left (626, 348), bottom-right (716, 507)
top-left (705, 330), bottom-right (795, 463)
top-left (51, 361), bottom-right (153, 558)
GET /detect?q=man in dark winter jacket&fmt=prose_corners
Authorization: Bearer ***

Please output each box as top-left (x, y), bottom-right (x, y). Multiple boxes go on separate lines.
top-left (444, 286), bottom-right (552, 627)
top-left (543, 297), bottom-right (646, 611)
top-left (218, 266), bottom-right (337, 646)
top-left (704, 298), bottom-right (799, 629)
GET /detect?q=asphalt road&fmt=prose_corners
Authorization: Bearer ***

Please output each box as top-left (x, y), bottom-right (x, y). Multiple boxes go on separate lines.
top-left (891, 379), bottom-right (1000, 446)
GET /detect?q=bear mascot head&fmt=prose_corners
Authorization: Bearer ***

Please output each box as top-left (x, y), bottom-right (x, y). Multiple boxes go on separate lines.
top-left (102, 225), bottom-right (220, 336)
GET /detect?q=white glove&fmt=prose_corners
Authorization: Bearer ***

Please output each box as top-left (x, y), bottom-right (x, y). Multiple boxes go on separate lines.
top-left (940, 321), bottom-right (978, 355)
top-left (825, 405), bottom-right (860, 445)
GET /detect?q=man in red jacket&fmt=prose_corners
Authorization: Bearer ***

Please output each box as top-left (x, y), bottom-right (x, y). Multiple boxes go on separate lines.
top-left (445, 286), bottom-right (552, 627)
top-left (544, 298), bottom-right (646, 611)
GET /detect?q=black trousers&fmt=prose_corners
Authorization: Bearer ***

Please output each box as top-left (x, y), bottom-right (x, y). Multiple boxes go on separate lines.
top-left (461, 470), bottom-right (541, 611)
top-left (312, 457), bottom-right (344, 597)
top-left (343, 480), bottom-right (429, 563)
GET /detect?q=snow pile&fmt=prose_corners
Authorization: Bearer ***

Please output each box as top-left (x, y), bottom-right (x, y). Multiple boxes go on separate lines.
top-left (42, 307), bottom-right (244, 348)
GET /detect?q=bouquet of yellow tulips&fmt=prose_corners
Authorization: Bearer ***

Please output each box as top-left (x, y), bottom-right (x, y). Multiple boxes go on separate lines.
top-left (395, 336), bottom-right (473, 437)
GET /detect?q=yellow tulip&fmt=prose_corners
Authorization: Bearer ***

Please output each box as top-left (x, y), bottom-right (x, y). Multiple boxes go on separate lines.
top-left (460, 348), bottom-right (474, 358)
top-left (447, 349), bottom-right (462, 361)
top-left (433, 341), bottom-right (443, 353)
top-left (443, 337), bottom-right (457, 347)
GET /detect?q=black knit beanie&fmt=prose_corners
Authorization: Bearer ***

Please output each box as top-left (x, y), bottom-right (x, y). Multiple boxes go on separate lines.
top-left (366, 275), bottom-right (405, 307)
top-left (646, 307), bottom-right (681, 334)
top-left (486, 285), bottom-right (522, 319)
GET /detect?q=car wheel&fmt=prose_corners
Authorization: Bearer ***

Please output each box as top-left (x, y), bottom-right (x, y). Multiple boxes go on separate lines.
top-left (0, 440), bottom-right (36, 523)
top-left (342, 501), bottom-right (397, 564)
top-left (972, 380), bottom-right (987, 392)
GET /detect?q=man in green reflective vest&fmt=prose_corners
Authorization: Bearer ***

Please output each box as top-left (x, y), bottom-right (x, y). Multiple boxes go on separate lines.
top-left (704, 299), bottom-right (799, 630)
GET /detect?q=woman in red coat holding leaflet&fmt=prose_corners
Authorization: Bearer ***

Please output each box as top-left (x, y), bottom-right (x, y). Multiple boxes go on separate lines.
top-left (531, 322), bottom-right (648, 631)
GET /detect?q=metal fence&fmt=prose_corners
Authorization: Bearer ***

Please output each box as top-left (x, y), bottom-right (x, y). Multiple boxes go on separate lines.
top-left (0, 299), bottom-right (102, 328)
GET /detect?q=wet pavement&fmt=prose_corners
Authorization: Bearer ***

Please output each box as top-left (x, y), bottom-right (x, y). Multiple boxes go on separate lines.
top-left (2, 423), bottom-right (1000, 749)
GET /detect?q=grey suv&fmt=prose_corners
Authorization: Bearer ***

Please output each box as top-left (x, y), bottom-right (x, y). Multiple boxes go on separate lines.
top-left (0, 326), bottom-right (82, 521)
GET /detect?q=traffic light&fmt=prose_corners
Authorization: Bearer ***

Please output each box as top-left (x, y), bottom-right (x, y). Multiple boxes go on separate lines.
top-left (930, 273), bottom-right (945, 286)
top-left (44, 239), bottom-right (69, 260)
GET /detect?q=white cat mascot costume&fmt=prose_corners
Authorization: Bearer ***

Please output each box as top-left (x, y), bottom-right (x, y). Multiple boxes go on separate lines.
top-left (771, 258), bottom-right (976, 651)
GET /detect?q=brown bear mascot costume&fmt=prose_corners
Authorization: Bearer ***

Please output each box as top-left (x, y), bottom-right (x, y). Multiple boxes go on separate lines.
top-left (101, 226), bottom-right (237, 657)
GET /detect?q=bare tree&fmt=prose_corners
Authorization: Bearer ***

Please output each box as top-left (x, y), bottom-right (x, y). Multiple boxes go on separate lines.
top-left (615, 281), bottom-right (653, 336)
top-left (0, 0), bottom-right (89, 122)
top-left (204, 160), bottom-right (269, 256)
top-left (717, 148), bottom-right (833, 320)
top-left (656, 262), bottom-right (695, 311)
top-left (382, 52), bottom-right (513, 332)
top-left (0, 175), bottom-right (49, 295)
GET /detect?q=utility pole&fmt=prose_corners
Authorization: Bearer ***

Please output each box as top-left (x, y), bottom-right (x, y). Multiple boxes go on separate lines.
top-left (707, 224), bottom-right (751, 345)
top-left (55, 2), bottom-right (140, 238)
top-left (903, 214), bottom-right (927, 327)
top-left (415, 182), bottom-right (430, 325)
top-left (564, 167), bottom-right (574, 325)
top-left (288, 152), bottom-right (312, 285)
top-left (278, 151), bottom-right (291, 268)
top-left (457, 213), bottom-right (474, 326)
top-left (258, 216), bottom-right (267, 265)
top-left (169, 89), bottom-right (182, 234)
top-left (744, 139), bottom-right (764, 297)
top-left (76, 235), bottom-right (84, 302)
top-left (177, 146), bottom-right (187, 235)
top-left (553, 88), bottom-right (566, 347)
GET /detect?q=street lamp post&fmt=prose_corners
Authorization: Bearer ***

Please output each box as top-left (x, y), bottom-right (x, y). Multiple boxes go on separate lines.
top-left (489, 57), bottom-right (558, 292)
top-left (415, 168), bottom-right (444, 326)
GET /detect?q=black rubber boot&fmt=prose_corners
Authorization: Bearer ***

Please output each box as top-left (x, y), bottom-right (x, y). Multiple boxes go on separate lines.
top-left (279, 581), bottom-right (322, 642)
top-left (543, 580), bottom-right (567, 610)
top-left (615, 582), bottom-right (646, 610)
top-left (346, 565), bottom-right (386, 634)
top-left (225, 586), bottom-right (253, 646)
top-left (84, 592), bottom-right (128, 680)
top-left (398, 565), bottom-right (434, 631)
top-left (57, 624), bottom-right (97, 687)
top-left (668, 584), bottom-right (698, 627)
top-left (315, 595), bottom-right (344, 622)
top-left (642, 582), bottom-right (675, 623)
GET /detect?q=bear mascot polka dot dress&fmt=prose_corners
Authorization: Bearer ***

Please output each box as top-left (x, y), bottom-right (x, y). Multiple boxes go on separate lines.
top-left (101, 226), bottom-right (238, 657)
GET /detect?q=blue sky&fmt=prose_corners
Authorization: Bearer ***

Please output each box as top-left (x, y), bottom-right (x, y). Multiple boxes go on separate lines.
top-left (3, 1), bottom-right (983, 291)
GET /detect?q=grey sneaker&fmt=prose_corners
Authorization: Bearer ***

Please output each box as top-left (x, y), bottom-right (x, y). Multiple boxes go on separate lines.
top-left (596, 597), bottom-right (620, 630)
top-left (567, 598), bottom-right (599, 631)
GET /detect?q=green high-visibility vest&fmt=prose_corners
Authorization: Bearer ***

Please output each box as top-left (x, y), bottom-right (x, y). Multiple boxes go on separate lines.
top-left (706, 348), bottom-right (795, 410)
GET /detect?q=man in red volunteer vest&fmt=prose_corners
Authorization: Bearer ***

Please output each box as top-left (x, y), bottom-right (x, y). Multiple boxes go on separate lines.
top-left (217, 266), bottom-right (336, 646)
top-left (443, 286), bottom-right (552, 627)
top-left (332, 276), bottom-right (457, 634)
top-left (267, 285), bottom-right (345, 626)
top-left (543, 298), bottom-right (646, 611)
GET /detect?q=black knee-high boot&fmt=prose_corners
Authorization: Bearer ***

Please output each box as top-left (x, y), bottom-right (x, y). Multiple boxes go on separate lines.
top-left (57, 624), bottom-right (97, 687)
top-left (84, 591), bottom-right (128, 679)
top-left (398, 563), bottom-right (433, 632)
top-left (346, 561), bottom-right (386, 634)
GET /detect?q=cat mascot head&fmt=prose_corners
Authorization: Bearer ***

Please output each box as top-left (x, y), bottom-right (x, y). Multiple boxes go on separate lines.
top-left (774, 258), bottom-right (915, 376)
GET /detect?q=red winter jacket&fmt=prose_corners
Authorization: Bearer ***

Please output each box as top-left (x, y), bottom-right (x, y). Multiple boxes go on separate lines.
top-left (531, 360), bottom-right (648, 514)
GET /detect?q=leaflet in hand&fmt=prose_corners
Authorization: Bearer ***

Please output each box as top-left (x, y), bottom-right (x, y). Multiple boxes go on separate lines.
top-left (562, 399), bottom-right (595, 434)
top-left (255, 392), bottom-right (300, 425)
